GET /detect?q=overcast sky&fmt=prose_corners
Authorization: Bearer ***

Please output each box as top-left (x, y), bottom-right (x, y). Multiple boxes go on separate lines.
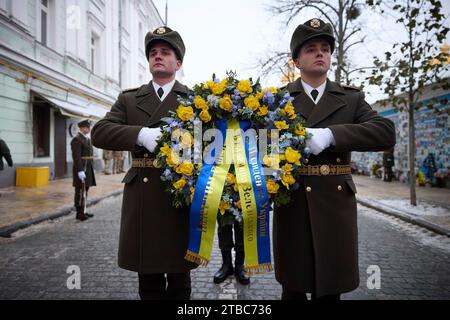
top-left (153, 0), bottom-right (450, 104)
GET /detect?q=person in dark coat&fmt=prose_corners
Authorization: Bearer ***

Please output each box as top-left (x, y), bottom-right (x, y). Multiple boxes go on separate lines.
top-left (383, 147), bottom-right (395, 182)
top-left (213, 214), bottom-right (250, 285)
top-left (71, 119), bottom-right (96, 221)
top-left (91, 26), bottom-right (197, 300)
top-left (0, 138), bottom-right (13, 171)
top-left (273, 18), bottom-right (396, 300)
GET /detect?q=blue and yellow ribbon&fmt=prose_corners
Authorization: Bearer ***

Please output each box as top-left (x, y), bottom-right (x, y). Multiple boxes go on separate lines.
top-left (185, 119), bottom-right (272, 274)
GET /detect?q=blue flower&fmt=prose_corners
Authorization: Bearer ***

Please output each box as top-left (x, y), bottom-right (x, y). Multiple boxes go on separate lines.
top-left (304, 147), bottom-right (311, 155)
top-left (163, 169), bottom-right (172, 179)
top-left (272, 171), bottom-right (281, 181)
top-left (170, 121), bottom-right (180, 128)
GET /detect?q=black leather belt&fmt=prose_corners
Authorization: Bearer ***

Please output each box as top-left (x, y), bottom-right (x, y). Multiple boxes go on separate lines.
top-left (298, 164), bottom-right (351, 176)
top-left (132, 158), bottom-right (161, 168)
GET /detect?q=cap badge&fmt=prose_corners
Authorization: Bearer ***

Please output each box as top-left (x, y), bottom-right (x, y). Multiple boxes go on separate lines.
top-left (156, 27), bottom-right (166, 34)
top-left (310, 19), bottom-right (321, 28)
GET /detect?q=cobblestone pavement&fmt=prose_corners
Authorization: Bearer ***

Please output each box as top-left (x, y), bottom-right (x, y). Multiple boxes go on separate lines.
top-left (0, 195), bottom-right (449, 300)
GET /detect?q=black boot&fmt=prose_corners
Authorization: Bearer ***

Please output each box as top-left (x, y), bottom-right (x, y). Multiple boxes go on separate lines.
top-left (75, 207), bottom-right (88, 221)
top-left (213, 250), bottom-right (234, 283)
top-left (234, 251), bottom-right (250, 285)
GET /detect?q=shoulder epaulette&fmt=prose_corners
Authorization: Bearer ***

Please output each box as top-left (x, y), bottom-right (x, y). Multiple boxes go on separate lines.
top-left (341, 84), bottom-right (361, 91)
top-left (122, 87), bottom-right (139, 94)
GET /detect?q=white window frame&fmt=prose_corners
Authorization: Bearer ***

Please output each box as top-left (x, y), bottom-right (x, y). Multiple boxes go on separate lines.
top-left (37, 0), bottom-right (52, 47)
top-left (0, 0), bottom-right (10, 17)
top-left (90, 33), bottom-right (101, 74)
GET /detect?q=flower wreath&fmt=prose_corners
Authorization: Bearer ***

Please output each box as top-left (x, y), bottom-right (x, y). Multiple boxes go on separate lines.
top-left (155, 72), bottom-right (310, 271)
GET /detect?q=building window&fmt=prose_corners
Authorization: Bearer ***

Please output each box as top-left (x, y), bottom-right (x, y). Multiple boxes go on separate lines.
top-left (91, 36), bottom-right (95, 71)
top-left (139, 22), bottom-right (143, 52)
top-left (121, 58), bottom-right (128, 87)
top-left (90, 34), bottom-right (100, 74)
top-left (0, 0), bottom-right (11, 15)
top-left (39, 0), bottom-right (49, 46)
top-left (33, 103), bottom-right (50, 158)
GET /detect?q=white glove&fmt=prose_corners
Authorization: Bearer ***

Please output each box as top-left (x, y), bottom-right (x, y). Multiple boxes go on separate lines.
top-left (78, 171), bottom-right (86, 181)
top-left (137, 127), bottom-right (162, 152)
top-left (305, 128), bottom-right (335, 155)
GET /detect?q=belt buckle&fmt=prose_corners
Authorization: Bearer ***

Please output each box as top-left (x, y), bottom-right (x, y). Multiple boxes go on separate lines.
top-left (153, 159), bottom-right (161, 168)
top-left (319, 165), bottom-right (330, 176)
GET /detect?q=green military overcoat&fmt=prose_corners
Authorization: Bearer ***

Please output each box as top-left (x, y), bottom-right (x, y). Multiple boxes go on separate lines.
top-left (273, 79), bottom-right (396, 296)
top-left (91, 81), bottom-right (197, 274)
top-left (71, 133), bottom-right (96, 188)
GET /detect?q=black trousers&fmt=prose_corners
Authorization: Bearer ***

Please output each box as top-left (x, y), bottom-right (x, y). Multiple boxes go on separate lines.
top-left (217, 214), bottom-right (244, 253)
top-left (74, 186), bottom-right (89, 208)
top-left (138, 272), bottom-right (191, 300)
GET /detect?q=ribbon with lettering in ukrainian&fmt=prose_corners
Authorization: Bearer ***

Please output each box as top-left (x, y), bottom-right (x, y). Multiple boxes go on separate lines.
top-left (184, 118), bottom-right (272, 274)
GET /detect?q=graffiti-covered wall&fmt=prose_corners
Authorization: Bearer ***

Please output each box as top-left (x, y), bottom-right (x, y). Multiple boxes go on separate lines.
top-left (351, 93), bottom-right (450, 187)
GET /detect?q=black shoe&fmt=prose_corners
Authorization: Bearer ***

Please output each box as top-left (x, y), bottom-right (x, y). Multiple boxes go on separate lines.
top-left (234, 251), bottom-right (250, 285)
top-left (75, 207), bottom-right (89, 221)
top-left (213, 250), bottom-right (234, 283)
top-left (85, 213), bottom-right (94, 218)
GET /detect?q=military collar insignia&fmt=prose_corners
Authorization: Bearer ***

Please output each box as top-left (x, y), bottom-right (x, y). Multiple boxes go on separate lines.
top-left (156, 27), bottom-right (166, 34)
top-left (310, 19), bottom-right (321, 28)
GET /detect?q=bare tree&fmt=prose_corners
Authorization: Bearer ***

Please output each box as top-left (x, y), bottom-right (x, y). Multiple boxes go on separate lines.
top-left (259, 0), bottom-right (365, 84)
top-left (366, 0), bottom-right (449, 206)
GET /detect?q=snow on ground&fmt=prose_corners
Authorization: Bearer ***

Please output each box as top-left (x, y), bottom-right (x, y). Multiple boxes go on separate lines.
top-left (359, 207), bottom-right (450, 254)
top-left (375, 199), bottom-right (450, 217)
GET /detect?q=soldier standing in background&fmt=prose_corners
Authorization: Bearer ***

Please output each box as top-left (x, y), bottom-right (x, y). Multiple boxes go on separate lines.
top-left (113, 151), bottom-right (126, 174)
top-left (0, 137), bottom-right (13, 171)
top-left (103, 150), bottom-right (113, 175)
top-left (71, 119), bottom-right (96, 221)
top-left (383, 147), bottom-right (395, 182)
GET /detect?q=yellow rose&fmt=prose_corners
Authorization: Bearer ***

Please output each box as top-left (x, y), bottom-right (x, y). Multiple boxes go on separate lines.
top-left (237, 80), bottom-right (253, 94)
top-left (257, 105), bottom-right (269, 116)
top-left (210, 79), bottom-right (227, 95)
top-left (176, 161), bottom-right (194, 176)
top-left (255, 91), bottom-right (263, 100)
top-left (236, 200), bottom-right (242, 209)
top-left (275, 120), bottom-right (289, 130)
top-left (263, 154), bottom-right (280, 169)
top-left (166, 151), bottom-right (180, 167)
top-left (266, 180), bottom-right (280, 194)
top-left (194, 96), bottom-right (208, 110)
top-left (282, 163), bottom-right (294, 174)
top-left (180, 132), bottom-right (193, 148)
top-left (219, 94), bottom-right (233, 112)
top-left (263, 86), bottom-right (277, 94)
top-left (176, 105), bottom-right (194, 121)
top-left (227, 173), bottom-right (236, 185)
top-left (173, 177), bottom-right (187, 190)
top-left (244, 95), bottom-right (260, 111)
top-left (204, 80), bottom-right (214, 90)
top-left (281, 173), bottom-right (296, 189)
top-left (160, 143), bottom-right (171, 157)
top-left (295, 124), bottom-right (306, 137)
top-left (285, 147), bottom-right (301, 165)
top-left (284, 101), bottom-right (297, 119)
top-left (233, 183), bottom-right (239, 192)
top-left (199, 109), bottom-right (212, 123)
top-left (219, 200), bottom-right (230, 215)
